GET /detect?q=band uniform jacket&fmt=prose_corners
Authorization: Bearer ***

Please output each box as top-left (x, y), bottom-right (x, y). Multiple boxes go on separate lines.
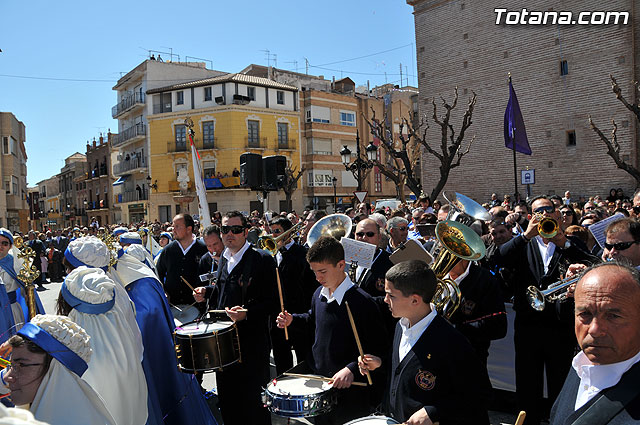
top-left (495, 234), bottom-right (599, 325)
top-left (356, 248), bottom-right (394, 298)
top-left (550, 360), bottom-right (640, 424)
top-left (156, 239), bottom-right (208, 305)
top-left (384, 314), bottom-right (492, 424)
top-left (278, 242), bottom-right (318, 314)
top-left (448, 264), bottom-right (507, 362)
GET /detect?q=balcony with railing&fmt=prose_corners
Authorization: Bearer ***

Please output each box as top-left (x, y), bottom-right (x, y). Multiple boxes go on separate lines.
top-left (113, 123), bottom-right (146, 148)
top-left (114, 190), bottom-right (148, 204)
top-left (276, 138), bottom-right (297, 150)
top-left (244, 136), bottom-right (268, 149)
top-left (113, 155), bottom-right (147, 176)
top-left (166, 137), bottom-right (218, 153)
top-left (112, 92), bottom-right (145, 118)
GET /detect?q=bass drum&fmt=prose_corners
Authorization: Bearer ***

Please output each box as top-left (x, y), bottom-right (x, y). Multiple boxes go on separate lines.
top-left (262, 376), bottom-right (336, 418)
top-left (173, 319), bottom-right (241, 373)
top-left (343, 416), bottom-right (400, 424)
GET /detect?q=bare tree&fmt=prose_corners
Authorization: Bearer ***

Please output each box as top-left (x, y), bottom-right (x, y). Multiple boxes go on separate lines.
top-left (365, 87), bottom-right (477, 202)
top-left (282, 165), bottom-right (305, 211)
top-left (589, 75), bottom-right (640, 185)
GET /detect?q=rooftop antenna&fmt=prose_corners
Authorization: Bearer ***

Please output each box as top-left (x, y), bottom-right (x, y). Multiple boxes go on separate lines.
top-left (260, 49), bottom-right (277, 68)
top-left (304, 58), bottom-right (310, 75)
top-left (159, 46), bottom-right (179, 62)
top-left (185, 56), bottom-right (214, 69)
top-left (399, 63), bottom-right (402, 87)
top-left (285, 60), bottom-right (298, 72)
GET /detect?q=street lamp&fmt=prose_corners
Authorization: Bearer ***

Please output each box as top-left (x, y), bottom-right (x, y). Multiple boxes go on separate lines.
top-left (340, 130), bottom-right (378, 191)
top-left (332, 177), bottom-right (338, 213)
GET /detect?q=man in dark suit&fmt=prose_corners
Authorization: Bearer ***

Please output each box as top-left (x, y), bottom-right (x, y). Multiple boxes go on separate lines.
top-left (494, 196), bottom-right (599, 425)
top-left (359, 260), bottom-right (492, 424)
top-left (550, 262), bottom-right (640, 424)
top-left (446, 259), bottom-right (508, 366)
top-left (193, 211), bottom-right (278, 425)
top-left (268, 217), bottom-right (318, 375)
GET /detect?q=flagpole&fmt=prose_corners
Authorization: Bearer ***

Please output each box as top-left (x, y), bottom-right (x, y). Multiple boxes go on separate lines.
top-left (512, 127), bottom-right (519, 204)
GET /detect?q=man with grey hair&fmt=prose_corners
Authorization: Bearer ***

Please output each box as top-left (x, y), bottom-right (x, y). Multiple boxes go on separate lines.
top-left (386, 216), bottom-right (409, 253)
top-left (550, 262), bottom-right (640, 424)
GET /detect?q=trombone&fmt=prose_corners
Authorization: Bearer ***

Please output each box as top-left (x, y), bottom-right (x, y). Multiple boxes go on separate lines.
top-left (257, 222), bottom-right (305, 256)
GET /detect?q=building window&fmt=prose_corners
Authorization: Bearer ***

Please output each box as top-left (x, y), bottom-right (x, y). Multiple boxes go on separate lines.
top-left (202, 121), bottom-right (215, 149)
top-left (175, 125), bottom-right (187, 151)
top-left (306, 106), bottom-right (330, 123)
top-left (277, 91), bottom-right (285, 105)
top-left (11, 176), bottom-right (18, 195)
top-left (566, 130), bottom-right (576, 146)
top-left (560, 60), bottom-right (569, 76)
top-left (203, 161), bottom-right (216, 179)
top-left (375, 171), bottom-right (382, 192)
top-left (340, 111), bottom-right (356, 127)
top-left (307, 138), bottom-right (332, 155)
top-left (277, 123), bottom-right (289, 148)
top-left (158, 205), bottom-right (171, 223)
top-left (177, 91), bottom-right (184, 105)
top-left (2, 137), bottom-right (7, 155)
top-left (247, 87), bottom-right (255, 101)
top-left (204, 87), bottom-right (212, 101)
top-left (247, 120), bottom-right (260, 148)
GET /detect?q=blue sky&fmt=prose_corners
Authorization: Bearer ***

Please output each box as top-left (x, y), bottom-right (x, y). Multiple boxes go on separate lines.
top-left (0, 0), bottom-right (417, 186)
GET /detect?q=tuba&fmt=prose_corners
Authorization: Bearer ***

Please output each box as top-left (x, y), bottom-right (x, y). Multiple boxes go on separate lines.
top-left (258, 222), bottom-right (305, 256)
top-left (430, 220), bottom-right (486, 320)
top-left (306, 214), bottom-right (353, 247)
top-left (442, 191), bottom-right (492, 225)
top-left (13, 237), bottom-right (40, 320)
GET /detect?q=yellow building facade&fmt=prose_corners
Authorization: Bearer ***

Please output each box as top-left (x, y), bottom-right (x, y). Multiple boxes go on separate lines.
top-left (146, 73), bottom-right (303, 221)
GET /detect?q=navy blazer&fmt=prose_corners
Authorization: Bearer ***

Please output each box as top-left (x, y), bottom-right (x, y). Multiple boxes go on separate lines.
top-left (550, 360), bottom-right (640, 424)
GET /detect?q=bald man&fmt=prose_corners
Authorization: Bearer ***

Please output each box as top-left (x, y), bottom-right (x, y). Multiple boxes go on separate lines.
top-left (550, 263), bottom-right (640, 424)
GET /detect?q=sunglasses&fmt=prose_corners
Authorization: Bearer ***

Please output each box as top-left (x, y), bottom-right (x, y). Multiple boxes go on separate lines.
top-left (355, 231), bottom-right (376, 238)
top-left (0, 241), bottom-right (10, 247)
top-left (604, 240), bottom-right (639, 251)
top-left (534, 205), bottom-right (555, 214)
top-left (561, 210), bottom-right (574, 216)
top-left (221, 225), bottom-right (245, 235)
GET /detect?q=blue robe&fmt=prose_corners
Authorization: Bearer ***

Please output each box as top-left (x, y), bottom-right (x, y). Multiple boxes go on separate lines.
top-left (0, 255), bottom-right (45, 331)
top-left (125, 276), bottom-right (218, 425)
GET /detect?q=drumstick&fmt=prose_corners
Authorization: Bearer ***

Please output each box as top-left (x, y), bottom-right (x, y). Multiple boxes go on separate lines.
top-left (282, 372), bottom-right (367, 387)
top-left (345, 301), bottom-right (372, 385)
top-left (180, 276), bottom-right (196, 292)
top-left (208, 309), bottom-right (248, 313)
top-left (514, 411), bottom-right (526, 425)
top-left (276, 269), bottom-right (289, 340)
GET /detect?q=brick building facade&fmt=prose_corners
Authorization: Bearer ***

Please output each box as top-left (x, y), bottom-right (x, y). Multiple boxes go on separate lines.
top-left (408, 0), bottom-right (639, 203)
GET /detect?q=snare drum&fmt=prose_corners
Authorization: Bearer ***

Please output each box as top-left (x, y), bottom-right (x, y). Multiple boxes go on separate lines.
top-left (343, 416), bottom-right (400, 424)
top-left (170, 304), bottom-right (199, 326)
top-left (262, 376), bottom-right (336, 418)
top-left (173, 319), bottom-right (241, 372)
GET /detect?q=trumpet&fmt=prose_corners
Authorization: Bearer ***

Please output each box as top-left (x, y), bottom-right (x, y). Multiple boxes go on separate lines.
top-left (535, 213), bottom-right (558, 239)
top-left (258, 222), bottom-right (305, 256)
top-left (526, 275), bottom-right (579, 311)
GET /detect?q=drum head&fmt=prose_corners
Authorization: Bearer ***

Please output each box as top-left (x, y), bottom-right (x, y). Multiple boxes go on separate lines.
top-left (176, 320), bottom-right (234, 335)
top-left (171, 304), bottom-right (199, 326)
top-left (343, 416), bottom-right (399, 425)
top-left (267, 376), bottom-right (331, 396)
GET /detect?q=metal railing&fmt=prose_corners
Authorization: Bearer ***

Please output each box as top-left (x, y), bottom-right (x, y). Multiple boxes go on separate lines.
top-left (116, 190), bottom-right (148, 203)
top-left (112, 92), bottom-right (145, 118)
top-left (277, 138), bottom-right (297, 150)
top-left (245, 136), bottom-right (267, 149)
top-left (113, 123), bottom-right (146, 147)
top-left (113, 156), bottom-right (147, 175)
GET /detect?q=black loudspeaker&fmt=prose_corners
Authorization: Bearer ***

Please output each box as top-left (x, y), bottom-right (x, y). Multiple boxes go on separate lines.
top-left (263, 155), bottom-right (286, 191)
top-left (240, 153), bottom-right (263, 189)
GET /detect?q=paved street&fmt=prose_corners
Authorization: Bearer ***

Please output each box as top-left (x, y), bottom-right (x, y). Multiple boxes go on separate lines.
top-left (37, 279), bottom-right (517, 425)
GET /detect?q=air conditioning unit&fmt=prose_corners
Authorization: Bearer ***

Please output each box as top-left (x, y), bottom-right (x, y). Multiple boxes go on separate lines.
top-left (215, 96), bottom-right (225, 105)
top-left (232, 94), bottom-right (251, 105)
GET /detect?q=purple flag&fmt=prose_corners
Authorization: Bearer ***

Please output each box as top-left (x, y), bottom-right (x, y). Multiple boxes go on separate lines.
top-left (504, 79), bottom-right (532, 155)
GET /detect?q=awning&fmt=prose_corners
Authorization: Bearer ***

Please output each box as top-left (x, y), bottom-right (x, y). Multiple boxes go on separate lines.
top-left (112, 175), bottom-right (130, 186)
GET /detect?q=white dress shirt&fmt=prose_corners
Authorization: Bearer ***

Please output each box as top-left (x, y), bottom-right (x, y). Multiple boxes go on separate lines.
top-left (444, 260), bottom-right (471, 285)
top-left (222, 241), bottom-right (251, 274)
top-left (572, 349), bottom-right (640, 410)
top-left (319, 274), bottom-right (353, 305)
top-left (534, 235), bottom-right (556, 275)
top-left (275, 240), bottom-right (295, 266)
top-left (178, 234), bottom-right (197, 255)
top-left (398, 306), bottom-right (437, 362)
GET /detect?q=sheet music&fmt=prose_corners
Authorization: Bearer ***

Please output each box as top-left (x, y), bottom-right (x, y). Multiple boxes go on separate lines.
top-left (589, 213), bottom-right (625, 248)
top-left (340, 237), bottom-right (376, 269)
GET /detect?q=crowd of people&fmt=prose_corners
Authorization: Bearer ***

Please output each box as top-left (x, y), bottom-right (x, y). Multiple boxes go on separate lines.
top-left (0, 187), bottom-right (637, 424)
